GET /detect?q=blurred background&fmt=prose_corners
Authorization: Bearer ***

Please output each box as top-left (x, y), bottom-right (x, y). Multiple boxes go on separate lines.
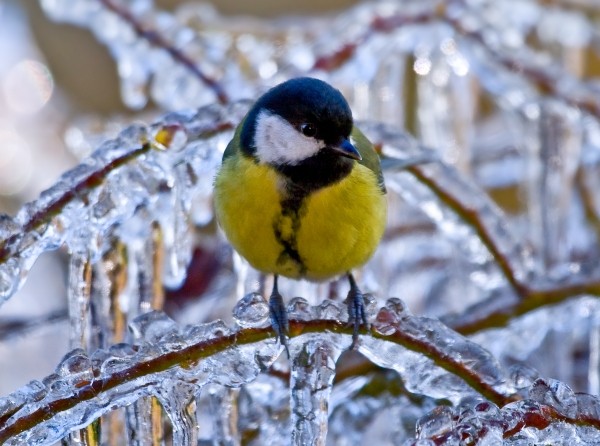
top-left (3, 0), bottom-right (600, 413)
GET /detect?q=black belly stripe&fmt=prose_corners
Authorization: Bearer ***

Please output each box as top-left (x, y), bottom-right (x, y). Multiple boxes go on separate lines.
top-left (271, 150), bottom-right (355, 276)
top-left (273, 187), bottom-right (308, 275)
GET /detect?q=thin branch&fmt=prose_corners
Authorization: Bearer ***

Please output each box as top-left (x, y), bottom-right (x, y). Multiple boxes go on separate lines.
top-left (0, 310), bottom-right (67, 341)
top-left (0, 144), bottom-right (150, 264)
top-left (407, 162), bottom-right (600, 334)
top-left (313, 1), bottom-right (600, 121)
top-left (97, 0), bottom-right (230, 105)
top-left (312, 7), bottom-right (441, 72)
top-left (0, 319), bottom-right (518, 442)
top-left (0, 121), bottom-right (233, 266)
top-left (443, 1), bottom-right (600, 119)
top-left (451, 279), bottom-right (600, 335)
top-left (406, 165), bottom-right (529, 299)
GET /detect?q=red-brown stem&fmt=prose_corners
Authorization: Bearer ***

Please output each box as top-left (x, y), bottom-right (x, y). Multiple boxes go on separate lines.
top-left (97, 0), bottom-right (230, 104)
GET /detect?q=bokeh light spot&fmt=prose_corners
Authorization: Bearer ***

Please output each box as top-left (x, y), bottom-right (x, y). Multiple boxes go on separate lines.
top-left (3, 59), bottom-right (54, 114)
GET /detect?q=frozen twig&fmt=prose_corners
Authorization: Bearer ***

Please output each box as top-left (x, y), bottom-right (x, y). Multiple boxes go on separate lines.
top-left (0, 312), bottom-right (519, 442)
top-left (312, 7), bottom-right (441, 71)
top-left (0, 310), bottom-right (68, 341)
top-left (97, 0), bottom-right (230, 104)
top-left (408, 161), bottom-right (600, 334)
top-left (448, 279), bottom-right (600, 335)
top-left (0, 144), bottom-right (151, 264)
top-left (312, 1), bottom-right (600, 121)
top-left (443, 0), bottom-right (600, 119)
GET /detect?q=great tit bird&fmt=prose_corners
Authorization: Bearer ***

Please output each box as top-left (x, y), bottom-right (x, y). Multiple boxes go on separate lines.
top-left (214, 77), bottom-right (387, 352)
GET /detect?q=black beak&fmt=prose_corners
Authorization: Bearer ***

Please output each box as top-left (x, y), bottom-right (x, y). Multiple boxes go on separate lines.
top-left (329, 139), bottom-right (362, 161)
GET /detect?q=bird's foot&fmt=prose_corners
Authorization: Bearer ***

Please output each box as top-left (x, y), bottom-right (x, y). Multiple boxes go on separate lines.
top-left (269, 289), bottom-right (290, 358)
top-left (346, 276), bottom-right (369, 350)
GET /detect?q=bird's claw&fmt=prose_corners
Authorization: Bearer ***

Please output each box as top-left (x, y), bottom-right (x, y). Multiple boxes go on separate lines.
top-left (269, 290), bottom-right (290, 358)
top-left (346, 286), bottom-right (369, 350)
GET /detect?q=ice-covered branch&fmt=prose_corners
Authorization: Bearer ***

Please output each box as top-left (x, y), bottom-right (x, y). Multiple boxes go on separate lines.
top-left (0, 144), bottom-right (151, 265)
top-left (0, 298), bottom-right (518, 443)
top-left (5, 298), bottom-right (600, 444)
top-left (97, 0), bottom-right (229, 104)
top-left (1, 111), bottom-right (598, 336)
top-left (409, 378), bottom-right (600, 444)
top-left (448, 278), bottom-right (600, 335)
top-left (443, 0), bottom-right (600, 120)
top-left (12, 1), bottom-right (600, 444)
top-left (312, 0), bottom-right (600, 121)
top-left (311, 7), bottom-right (441, 72)
top-left (0, 102), bottom-right (243, 303)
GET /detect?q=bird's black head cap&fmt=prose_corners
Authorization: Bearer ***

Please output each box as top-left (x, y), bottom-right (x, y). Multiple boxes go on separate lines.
top-left (240, 77), bottom-right (353, 153)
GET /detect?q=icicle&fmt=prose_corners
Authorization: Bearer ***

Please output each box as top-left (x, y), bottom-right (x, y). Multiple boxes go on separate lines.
top-left (124, 397), bottom-right (163, 446)
top-left (67, 252), bottom-right (93, 350)
top-left (522, 99), bottom-right (583, 277)
top-left (127, 313), bottom-right (177, 446)
top-left (208, 386), bottom-right (240, 446)
top-left (100, 239), bottom-right (129, 345)
top-left (589, 324), bottom-right (600, 395)
top-left (155, 381), bottom-right (198, 446)
top-left (415, 30), bottom-right (476, 173)
top-left (117, 206), bottom-right (158, 320)
top-left (149, 222), bottom-right (165, 311)
top-left (368, 48), bottom-right (407, 128)
top-left (154, 182), bottom-right (193, 290)
top-left (237, 375), bottom-right (290, 445)
top-left (289, 336), bottom-right (343, 446)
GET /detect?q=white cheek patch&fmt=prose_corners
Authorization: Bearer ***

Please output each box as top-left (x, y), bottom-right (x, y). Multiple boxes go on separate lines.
top-left (254, 111), bottom-right (325, 165)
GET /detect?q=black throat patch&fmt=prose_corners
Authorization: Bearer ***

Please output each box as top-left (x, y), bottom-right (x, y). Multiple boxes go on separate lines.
top-left (275, 149), bottom-right (354, 193)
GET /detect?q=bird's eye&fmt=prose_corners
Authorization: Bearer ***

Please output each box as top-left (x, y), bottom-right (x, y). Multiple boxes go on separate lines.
top-left (300, 123), bottom-right (317, 137)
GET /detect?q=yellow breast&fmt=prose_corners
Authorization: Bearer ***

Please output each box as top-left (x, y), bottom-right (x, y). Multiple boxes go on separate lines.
top-left (213, 154), bottom-right (387, 281)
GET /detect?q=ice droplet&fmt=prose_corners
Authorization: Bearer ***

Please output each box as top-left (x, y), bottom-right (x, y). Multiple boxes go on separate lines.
top-left (416, 406), bottom-right (454, 439)
top-left (288, 297), bottom-right (315, 321)
top-left (43, 373), bottom-right (74, 400)
top-left (0, 395), bottom-right (25, 423)
top-left (0, 257), bottom-right (21, 303)
top-left (183, 319), bottom-right (232, 344)
top-left (129, 310), bottom-right (181, 343)
top-left (18, 380), bottom-right (47, 404)
top-left (316, 299), bottom-right (343, 320)
top-left (576, 393), bottom-right (600, 420)
top-left (529, 378), bottom-right (578, 418)
top-left (0, 214), bottom-right (19, 242)
top-left (99, 344), bottom-right (139, 375)
top-left (56, 349), bottom-right (94, 386)
top-left (508, 364), bottom-right (540, 393)
top-left (232, 292), bottom-right (270, 328)
top-left (373, 298), bottom-right (410, 336)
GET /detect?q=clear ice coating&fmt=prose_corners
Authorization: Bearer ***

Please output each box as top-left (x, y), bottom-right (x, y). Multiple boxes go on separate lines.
top-left (3, 0), bottom-right (600, 444)
top-left (3, 302), bottom-right (600, 445)
top-left (289, 336), bottom-right (343, 445)
top-left (0, 102), bottom-right (242, 306)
